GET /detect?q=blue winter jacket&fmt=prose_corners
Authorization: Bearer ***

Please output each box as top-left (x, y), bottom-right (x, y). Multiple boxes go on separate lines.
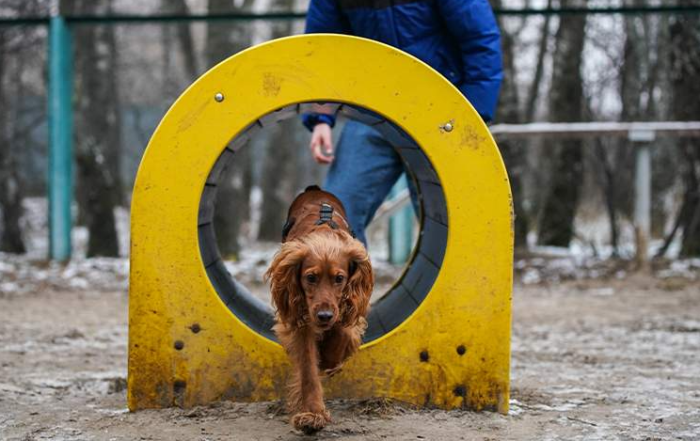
top-left (302, 0), bottom-right (503, 129)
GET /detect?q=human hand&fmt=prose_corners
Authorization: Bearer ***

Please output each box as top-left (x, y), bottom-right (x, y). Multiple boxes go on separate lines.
top-left (310, 123), bottom-right (334, 164)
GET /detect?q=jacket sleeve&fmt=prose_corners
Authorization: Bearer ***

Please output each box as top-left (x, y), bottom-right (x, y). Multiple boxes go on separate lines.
top-left (302, 0), bottom-right (350, 130)
top-left (301, 113), bottom-right (337, 131)
top-left (437, 0), bottom-right (503, 122)
top-left (306, 0), bottom-right (350, 34)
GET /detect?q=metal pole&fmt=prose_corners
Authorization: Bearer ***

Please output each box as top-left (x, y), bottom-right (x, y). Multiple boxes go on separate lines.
top-left (388, 175), bottom-right (414, 265)
top-left (631, 130), bottom-right (653, 268)
top-left (48, 8), bottom-right (73, 261)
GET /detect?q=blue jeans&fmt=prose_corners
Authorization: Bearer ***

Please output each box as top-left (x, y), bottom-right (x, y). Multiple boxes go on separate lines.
top-left (324, 120), bottom-right (417, 245)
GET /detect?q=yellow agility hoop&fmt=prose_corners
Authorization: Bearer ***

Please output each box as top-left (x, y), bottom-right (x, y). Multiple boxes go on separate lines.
top-left (128, 34), bottom-right (513, 413)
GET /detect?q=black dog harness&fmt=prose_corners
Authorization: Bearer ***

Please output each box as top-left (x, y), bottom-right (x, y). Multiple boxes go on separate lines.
top-left (282, 185), bottom-right (356, 241)
top-left (282, 202), bottom-right (356, 241)
top-left (316, 203), bottom-right (339, 229)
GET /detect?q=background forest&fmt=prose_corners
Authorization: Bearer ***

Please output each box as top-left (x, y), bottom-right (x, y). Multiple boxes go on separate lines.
top-left (1, 0), bottom-right (699, 262)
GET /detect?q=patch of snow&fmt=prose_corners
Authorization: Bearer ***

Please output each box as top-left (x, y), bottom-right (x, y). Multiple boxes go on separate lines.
top-left (589, 287), bottom-right (615, 297)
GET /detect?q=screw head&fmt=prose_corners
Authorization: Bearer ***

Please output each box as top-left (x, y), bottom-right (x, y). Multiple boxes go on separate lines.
top-left (443, 122), bottom-right (454, 132)
top-left (214, 92), bottom-right (224, 102)
top-left (453, 385), bottom-right (466, 397)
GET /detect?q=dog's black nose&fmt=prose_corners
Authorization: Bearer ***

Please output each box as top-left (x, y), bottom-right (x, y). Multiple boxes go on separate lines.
top-left (317, 310), bottom-right (334, 322)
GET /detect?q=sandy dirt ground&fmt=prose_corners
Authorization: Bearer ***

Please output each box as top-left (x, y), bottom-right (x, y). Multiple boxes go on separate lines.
top-left (1, 270), bottom-right (699, 440)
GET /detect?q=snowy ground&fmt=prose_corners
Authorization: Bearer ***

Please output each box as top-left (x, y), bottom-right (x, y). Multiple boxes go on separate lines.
top-left (1, 272), bottom-right (699, 440)
top-left (1, 198), bottom-right (700, 440)
top-left (4, 198), bottom-right (699, 300)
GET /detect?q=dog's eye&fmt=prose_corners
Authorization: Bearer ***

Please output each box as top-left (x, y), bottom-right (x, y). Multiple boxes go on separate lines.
top-left (305, 274), bottom-right (318, 284)
top-left (334, 275), bottom-right (345, 284)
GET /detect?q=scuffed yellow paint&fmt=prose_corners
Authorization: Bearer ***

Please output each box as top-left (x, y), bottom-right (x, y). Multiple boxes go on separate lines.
top-left (128, 35), bottom-right (513, 413)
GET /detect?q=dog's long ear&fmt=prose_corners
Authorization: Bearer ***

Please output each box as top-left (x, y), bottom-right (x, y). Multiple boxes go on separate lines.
top-left (341, 238), bottom-right (374, 327)
top-left (265, 240), bottom-right (307, 327)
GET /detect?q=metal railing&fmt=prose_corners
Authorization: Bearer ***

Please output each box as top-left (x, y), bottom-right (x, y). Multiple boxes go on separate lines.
top-left (378, 121), bottom-right (700, 265)
top-left (489, 121), bottom-right (700, 140)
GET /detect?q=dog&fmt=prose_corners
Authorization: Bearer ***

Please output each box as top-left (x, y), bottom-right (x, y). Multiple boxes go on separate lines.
top-left (265, 186), bottom-right (374, 434)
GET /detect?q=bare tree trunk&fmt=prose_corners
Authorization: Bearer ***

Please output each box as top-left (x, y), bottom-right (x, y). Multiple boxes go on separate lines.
top-left (524, 0), bottom-right (552, 122)
top-left (208, 0), bottom-right (255, 258)
top-left (257, 0), bottom-right (299, 242)
top-left (0, 28), bottom-right (27, 254)
top-left (105, 1), bottom-right (124, 207)
top-left (71, 0), bottom-right (120, 257)
top-left (492, 0), bottom-right (529, 249)
top-left (537, 0), bottom-right (587, 247)
top-left (593, 140), bottom-right (621, 256)
top-left (160, 1), bottom-right (177, 97)
top-left (258, 121), bottom-right (300, 241)
top-left (161, 0), bottom-right (199, 83)
top-left (621, 0), bottom-right (647, 122)
top-left (670, 2), bottom-right (700, 256)
top-left (592, 0), bottom-right (646, 256)
top-left (76, 152), bottom-right (119, 257)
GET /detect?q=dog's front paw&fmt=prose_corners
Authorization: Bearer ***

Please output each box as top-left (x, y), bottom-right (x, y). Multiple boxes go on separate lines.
top-left (291, 410), bottom-right (331, 434)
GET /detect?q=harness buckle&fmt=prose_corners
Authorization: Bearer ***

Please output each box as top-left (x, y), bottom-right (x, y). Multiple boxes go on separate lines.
top-left (316, 203), bottom-right (338, 229)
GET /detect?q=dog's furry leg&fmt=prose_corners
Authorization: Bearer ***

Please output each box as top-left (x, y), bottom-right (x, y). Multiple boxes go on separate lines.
top-left (279, 324), bottom-right (330, 433)
top-left (318, 320), bottom-right (365, 375)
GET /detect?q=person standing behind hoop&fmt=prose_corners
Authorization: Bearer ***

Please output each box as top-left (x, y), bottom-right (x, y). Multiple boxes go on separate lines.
top-left (302, 0), bottom-right (503, 246)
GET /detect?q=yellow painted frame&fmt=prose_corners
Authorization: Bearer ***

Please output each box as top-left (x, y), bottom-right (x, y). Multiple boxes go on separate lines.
top-left (128, 35), bottom-right (513, 413)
